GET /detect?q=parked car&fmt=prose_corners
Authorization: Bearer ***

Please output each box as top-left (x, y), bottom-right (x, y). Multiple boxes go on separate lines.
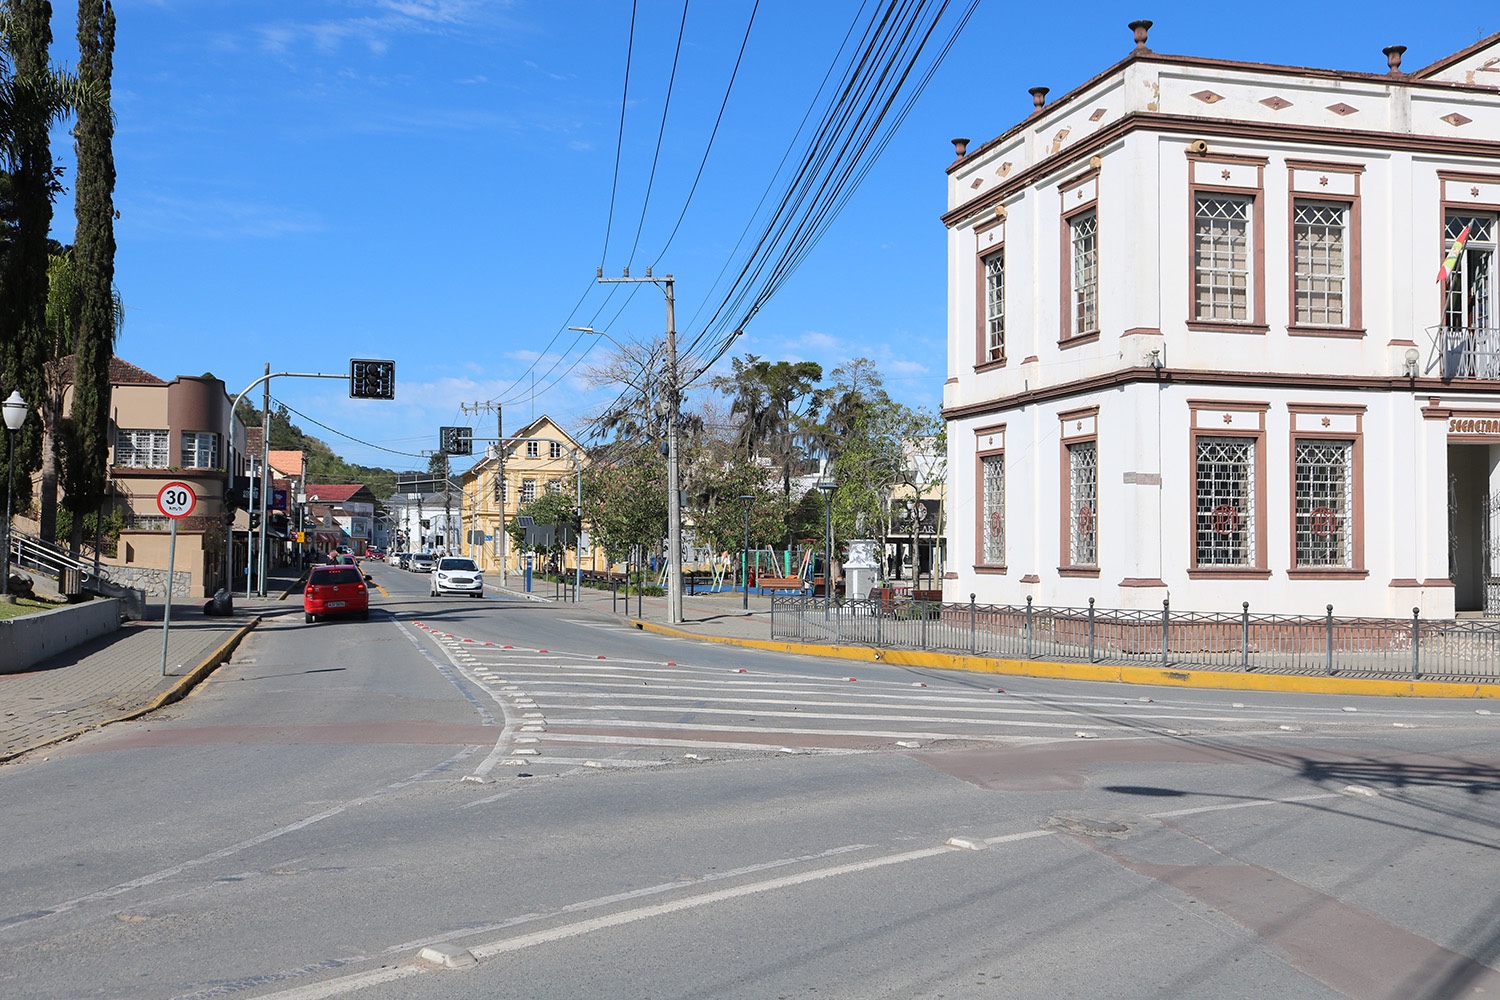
top-left (397, 552), bottom-right (412, 569)
top-left (431, 556), bottom-right (483, 597)
top-left (387, 550), bottom-right (404, 566)
top-left (408, 552), bottom-right (435, 573)
top-left (303, 565), bottom-right (370, 622)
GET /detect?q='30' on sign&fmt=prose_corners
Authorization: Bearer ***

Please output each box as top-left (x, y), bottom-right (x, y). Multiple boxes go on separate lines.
top-left (156, 481), bottom-right (198, 519)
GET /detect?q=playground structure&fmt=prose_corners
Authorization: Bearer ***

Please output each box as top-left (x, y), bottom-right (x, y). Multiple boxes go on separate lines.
top-left (676, 544), bottom-right (818, 595)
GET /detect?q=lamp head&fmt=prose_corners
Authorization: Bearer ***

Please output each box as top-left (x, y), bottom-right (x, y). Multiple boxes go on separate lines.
top-left (2, 390), bottom-right (26, 431)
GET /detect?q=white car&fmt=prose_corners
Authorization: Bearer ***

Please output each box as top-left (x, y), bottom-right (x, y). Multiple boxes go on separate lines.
top-left (431, 556), bottom-right (484, 597)
top-left (387, 550), bottom-right (403, 566)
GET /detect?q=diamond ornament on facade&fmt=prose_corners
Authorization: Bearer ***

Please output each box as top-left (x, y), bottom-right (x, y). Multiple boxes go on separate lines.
top-left (1327, 103), bottom-right (1358, 116)
top-left (1260, 95), bottom-right (1292, 110)
top-left (1442, 112), bottom-right (1473, 127)
top-left (1192, 90), bottom-right (1224, 104)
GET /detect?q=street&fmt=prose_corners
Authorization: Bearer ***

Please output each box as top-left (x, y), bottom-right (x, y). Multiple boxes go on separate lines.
top-left (2, 561), bottom-right (1499, 999)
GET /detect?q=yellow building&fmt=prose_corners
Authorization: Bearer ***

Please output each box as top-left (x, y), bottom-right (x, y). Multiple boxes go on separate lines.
top-left (458, 415), bottom-right (604, 576)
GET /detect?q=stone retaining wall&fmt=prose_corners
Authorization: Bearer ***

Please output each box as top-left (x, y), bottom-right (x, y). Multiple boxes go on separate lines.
top-left (104, 565), bottom-right (194, 599)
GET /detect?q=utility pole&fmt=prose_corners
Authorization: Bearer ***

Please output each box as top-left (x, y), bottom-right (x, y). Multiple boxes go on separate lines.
top-left (461, 401), bottom-right (506, 585)
top-left (258, 363), bottom-right (271, 596)
top-left (597, 266), bottom-right (683, 624)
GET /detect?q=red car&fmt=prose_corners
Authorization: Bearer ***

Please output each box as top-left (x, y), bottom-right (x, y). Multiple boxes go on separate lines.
top-left (303, 565), bottom-right (370, 622)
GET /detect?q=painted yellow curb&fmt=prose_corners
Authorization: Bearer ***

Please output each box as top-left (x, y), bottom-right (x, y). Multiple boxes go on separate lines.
top-left (140, 618), bottom-right (259, 714)
top-left (632, 619), bottom-right (1500, 700)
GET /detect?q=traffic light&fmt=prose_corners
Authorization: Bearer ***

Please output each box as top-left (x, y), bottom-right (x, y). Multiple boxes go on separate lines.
top-left (439, 426), bottom-right (473, 455)
top-left (350, 359), bottom-right (396, 399)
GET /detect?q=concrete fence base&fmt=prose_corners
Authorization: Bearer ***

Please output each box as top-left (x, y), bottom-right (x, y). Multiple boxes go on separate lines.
top-left (1, 599), bottom-right (122, 674)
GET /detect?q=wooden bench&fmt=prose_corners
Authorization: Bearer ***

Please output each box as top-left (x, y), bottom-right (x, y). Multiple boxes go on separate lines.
top-left (755, 575), bottom-right (808, 592)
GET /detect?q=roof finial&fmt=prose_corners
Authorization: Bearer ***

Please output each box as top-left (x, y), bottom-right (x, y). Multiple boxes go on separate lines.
top-left (1129, 19), bottom-right (1153, 52)
top-left (1383, 45), bottom-right (1407, 75)
top-left (951, 137), bottom-right (969, 158)
top-left (1029, 86), bottom-right (1050, 115)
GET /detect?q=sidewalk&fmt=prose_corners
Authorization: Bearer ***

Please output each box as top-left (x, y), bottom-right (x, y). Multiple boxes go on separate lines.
top-left (1, 566), bottom-right (308, 761)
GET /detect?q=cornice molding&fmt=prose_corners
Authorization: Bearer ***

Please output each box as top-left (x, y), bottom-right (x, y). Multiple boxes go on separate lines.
top-left (943, 112), bottom-right (1500, 228)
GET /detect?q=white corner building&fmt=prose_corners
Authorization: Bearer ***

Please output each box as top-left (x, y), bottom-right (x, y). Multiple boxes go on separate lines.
top-left (943, 22), bottom-right (1500, 618)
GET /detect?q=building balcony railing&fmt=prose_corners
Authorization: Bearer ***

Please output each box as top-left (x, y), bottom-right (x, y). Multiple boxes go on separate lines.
top-left (1430, 326), bottom-right (1500, 380)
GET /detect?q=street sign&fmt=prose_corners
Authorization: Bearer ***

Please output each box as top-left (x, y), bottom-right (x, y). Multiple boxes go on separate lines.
top-left (156, 481), bottom-right (197, 519)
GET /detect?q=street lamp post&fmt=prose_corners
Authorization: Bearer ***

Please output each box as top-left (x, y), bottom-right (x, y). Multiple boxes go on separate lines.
top-left (2, 390), bottom-right (28, 603)
top-left (816, 477), bottom-right (837, 609)
top-left (739, 494), bottom-right (754, 610)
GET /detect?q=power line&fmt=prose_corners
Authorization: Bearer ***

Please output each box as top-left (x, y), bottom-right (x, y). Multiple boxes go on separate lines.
top-left (649, 0), bottom-right (761, 268)
top-left (271, 397), bottom-right (427, 460)
top-left (625, 0), bottom-right (691, 264)
top-left (599, 0), bottom-right (640, 269)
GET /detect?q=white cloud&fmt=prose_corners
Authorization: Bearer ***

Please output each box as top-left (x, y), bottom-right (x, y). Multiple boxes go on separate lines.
top-left (121, 192), bottom-right (325, 241)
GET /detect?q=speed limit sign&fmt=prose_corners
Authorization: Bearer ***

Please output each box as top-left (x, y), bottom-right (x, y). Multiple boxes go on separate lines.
top-left (156, 481), bottom-right (197, 519)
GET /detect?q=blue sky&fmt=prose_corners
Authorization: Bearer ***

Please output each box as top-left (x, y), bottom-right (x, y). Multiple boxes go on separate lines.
top-left (49, 1), bottom-right (1492, 471)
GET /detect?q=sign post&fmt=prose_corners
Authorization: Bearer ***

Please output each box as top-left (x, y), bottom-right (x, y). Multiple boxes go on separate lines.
top-left (156, 481), bottom-right (197, 676)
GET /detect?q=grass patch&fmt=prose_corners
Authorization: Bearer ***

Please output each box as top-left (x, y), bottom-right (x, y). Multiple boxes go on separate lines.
top-left (0, 595), bottom-right (60, 621)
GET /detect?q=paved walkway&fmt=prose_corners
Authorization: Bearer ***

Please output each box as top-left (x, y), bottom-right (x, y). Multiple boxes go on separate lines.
top-left (1, 567), bottom-right (307, 761)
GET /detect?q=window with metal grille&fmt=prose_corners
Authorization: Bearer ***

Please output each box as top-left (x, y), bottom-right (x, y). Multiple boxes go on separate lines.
top-left (521, 479), bottom-right (535, 503)
top-left (1194, 196), bottom-right (1252, 321)
top-left (1444, 213), bottom-right (1496, 337)
top-left (132, 513), bottom-right (169, 532)
top-left (526, 441), bottom-right (539, 458)
top-left (981, 453), bottom-right (1004, 564)
top-left (1195, 436), bottom-right (1255, 565)
top-left (1295, 439), bottom-right (1353, 567)
top-left (1293, 201), bottom-right (1347, 326)
top-left (1070, 212), bottom-right (1098, 336)
top-left (545, 479), bottom-right (562, 494)
top-left (180, 431), bottom-right (218, 469)
top-left (115, 429), bottom-right (169, 468)
top-left (1068, 441), bottom-right (1097, 565)
top-left (984, 249), bottom-right (1005, 361)
top-left (549, 441), bottom-right (562, 459)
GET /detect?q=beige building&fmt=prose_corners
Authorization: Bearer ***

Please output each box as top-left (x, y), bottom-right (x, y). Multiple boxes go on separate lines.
top-left (457, 415), bottom-right (602, 575)
top-left (58, 357), bottom-right (248, 598)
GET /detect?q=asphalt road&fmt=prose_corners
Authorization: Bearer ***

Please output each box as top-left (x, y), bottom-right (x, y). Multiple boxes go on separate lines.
top-left (2, 561), bottom-right (1498, 999)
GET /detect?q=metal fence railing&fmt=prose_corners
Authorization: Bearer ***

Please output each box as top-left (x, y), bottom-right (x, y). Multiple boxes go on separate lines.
top-left (770, 594), bottom-right (1500, 682)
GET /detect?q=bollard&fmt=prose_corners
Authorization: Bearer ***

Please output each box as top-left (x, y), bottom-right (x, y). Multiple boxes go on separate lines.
top-left (1025, 595), bottom-right (1034, 658)
top-left (1241, 601), bottom-right (1250, 671)
top-left (1325, 604), bottom-right (1335, 675)
top-left (970, 594), bottom-right (977, 655)
top-left (1411, 606), bottom-right (1420, 679)
top-left (1162, 598), bottom-right (1170, 667)
top-left (612, 577), bottom-right (618, 614)
top-left (1088, 597), bottom-right (1096, 663)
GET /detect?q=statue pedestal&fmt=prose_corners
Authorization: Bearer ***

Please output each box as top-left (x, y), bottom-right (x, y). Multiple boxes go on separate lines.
top-left (844, 539), bottom-right (879, 601)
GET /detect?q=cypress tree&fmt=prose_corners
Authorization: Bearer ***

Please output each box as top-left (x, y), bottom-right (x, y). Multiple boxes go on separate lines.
top-left (66, 0), bottom-right (117, 552)
top-left (0, 0), bottom-right (58, 526)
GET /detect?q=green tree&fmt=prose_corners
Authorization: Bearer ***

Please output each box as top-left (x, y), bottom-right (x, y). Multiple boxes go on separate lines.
top-left (0, 1), bottom-right (77, 521)
top-left (582, 446), bottom-right (667, 565)
top-left (505, 486), bottom-right (578, 567)
top-left (685, 458), bottom-right (785, 563)
top-left (64, 0), bottom-right (117, 553)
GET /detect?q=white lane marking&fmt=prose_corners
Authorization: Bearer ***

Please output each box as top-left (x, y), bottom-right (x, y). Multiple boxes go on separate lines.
top-left (240, 964), bottom-right (423, 1000)
top-left (540, 716), bottom-right (1116, 739)
top-left (15, 749), bottom-right (479, 927)
top-left (400, 622), bottom-right (519, 781)
top-left (243, 791), bottom-right (1342, 998)
top-left (1147, 791), bottom-right (1340, 819)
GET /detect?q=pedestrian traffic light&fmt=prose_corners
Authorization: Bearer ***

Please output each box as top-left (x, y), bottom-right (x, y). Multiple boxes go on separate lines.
top-left (350, 359), bottom-right (396, 399)
top-left (439, 426), bottom-right (473, 455)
